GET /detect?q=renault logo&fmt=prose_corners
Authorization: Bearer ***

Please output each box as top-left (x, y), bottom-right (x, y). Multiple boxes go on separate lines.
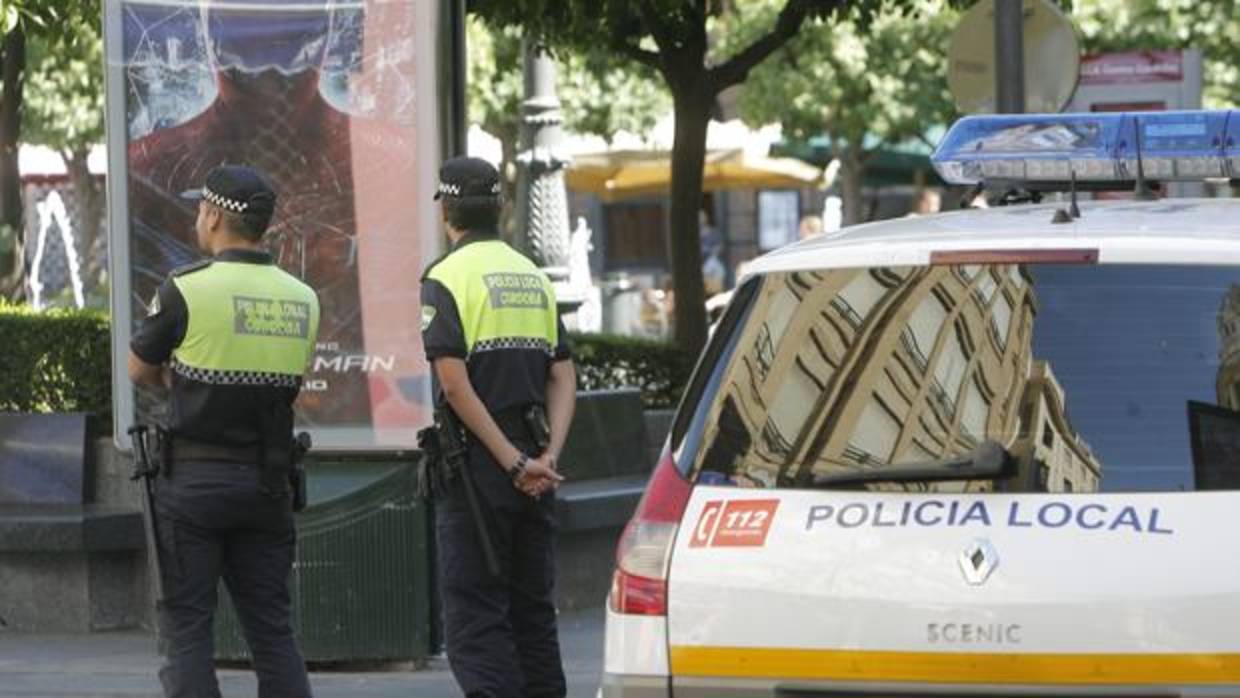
top-left (959, 538), bottom-right (999, 585)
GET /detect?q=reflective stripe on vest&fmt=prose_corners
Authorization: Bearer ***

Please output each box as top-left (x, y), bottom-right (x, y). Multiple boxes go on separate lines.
top-left (171, 262), bottom-right (320, 383)
top-left (426, 240), bottom-right (558, 355)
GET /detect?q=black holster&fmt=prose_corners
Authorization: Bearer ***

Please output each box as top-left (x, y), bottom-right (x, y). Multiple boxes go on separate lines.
top-left (133, 425), bottom-right (172, 479)
top-left (415, 409), bottom-right (466, 501)
top-left (257, 399), bottom-right (296, 500)
top-left (414, 427), bottom-right (442, 501)
top-left (290, 432), bottom-right (311, 512)
top-left (523, 404), bottom-right (551, 454)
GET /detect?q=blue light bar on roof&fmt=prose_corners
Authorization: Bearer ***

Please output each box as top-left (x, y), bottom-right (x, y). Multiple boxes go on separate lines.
top-left (932, 110), bottom-right (1235, 186)
top-left (1115, 111), bottom-right (1229, 180)
top-left (1225, 114), bottom-right (1240, 178)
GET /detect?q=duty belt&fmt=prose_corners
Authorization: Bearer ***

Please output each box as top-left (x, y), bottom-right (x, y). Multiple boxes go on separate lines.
top-left (170, 437), bottom-right (262, 465)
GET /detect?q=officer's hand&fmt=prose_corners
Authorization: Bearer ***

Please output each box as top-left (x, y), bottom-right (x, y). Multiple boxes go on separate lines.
top-left (518, 456), bottom-right (563, 497)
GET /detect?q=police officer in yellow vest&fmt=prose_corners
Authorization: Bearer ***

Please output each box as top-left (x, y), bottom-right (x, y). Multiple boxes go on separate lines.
top-left (421, 157), bottom-right (577, 698)
top-left (128, 165), bottom-right (320, 698)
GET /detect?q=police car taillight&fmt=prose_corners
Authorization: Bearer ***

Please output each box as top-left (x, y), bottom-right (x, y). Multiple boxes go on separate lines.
top-left (609, 449), bottom-right (692, 616)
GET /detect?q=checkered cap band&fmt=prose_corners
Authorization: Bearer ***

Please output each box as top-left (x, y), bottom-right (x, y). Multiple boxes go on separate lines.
top-left (437, 181), bottom-right (501, 198)
top-left (172, 359), bottom-right (301, 388)
top-left (203, 187), bottom-right (249, 213)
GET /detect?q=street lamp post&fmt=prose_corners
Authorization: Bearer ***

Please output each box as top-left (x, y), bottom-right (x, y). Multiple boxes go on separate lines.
top-left (512, 38), bottom-right (583, 314)
top-left (994, 0), bottom-right (1026, 113)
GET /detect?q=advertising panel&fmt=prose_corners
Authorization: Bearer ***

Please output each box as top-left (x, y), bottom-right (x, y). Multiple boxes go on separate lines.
top-left (104, 0), bottom-right (445, 450)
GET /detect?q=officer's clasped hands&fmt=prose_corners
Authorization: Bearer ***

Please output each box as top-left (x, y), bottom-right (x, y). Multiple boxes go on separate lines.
top-left (515, 453), bottom-right (563, 498)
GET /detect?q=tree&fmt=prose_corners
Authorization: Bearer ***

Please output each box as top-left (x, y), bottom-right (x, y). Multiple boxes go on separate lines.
top-left (466, 16), bottom-right (669, 234)
top-left (470, 0), bottom-right (882, 354)
top-left (1072, 0), bottom-right (1240, 108)
top-left (731, 0), bottom-right (958, 225)
top-left (0, 0), bottom-right (100, 300)
top-left (23, 9), bottom-right (105, 297)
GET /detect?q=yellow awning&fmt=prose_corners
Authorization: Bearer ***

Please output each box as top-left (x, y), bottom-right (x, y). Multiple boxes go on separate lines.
top-left (566, 148), bottom-right (826, 202)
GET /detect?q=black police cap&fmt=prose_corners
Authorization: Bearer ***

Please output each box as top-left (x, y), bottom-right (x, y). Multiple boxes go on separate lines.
top-left (434, 156), bottom-right (501, 200)
top-left (180, 164), bottom-right (277, 215)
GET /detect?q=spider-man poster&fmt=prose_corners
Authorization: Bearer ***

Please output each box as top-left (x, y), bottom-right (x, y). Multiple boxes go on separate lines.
top-left (107, 0), bottom-right (442, 450)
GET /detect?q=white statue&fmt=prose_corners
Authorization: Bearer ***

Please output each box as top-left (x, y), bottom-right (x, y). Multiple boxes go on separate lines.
top-left (568, 216), bottom-right (601, 332)
top-left (29, 190), bottom-right (85, 310)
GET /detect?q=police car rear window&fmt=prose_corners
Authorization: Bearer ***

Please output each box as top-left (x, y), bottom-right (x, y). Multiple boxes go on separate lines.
top-left (679, 264), bottom-right (1240, 493)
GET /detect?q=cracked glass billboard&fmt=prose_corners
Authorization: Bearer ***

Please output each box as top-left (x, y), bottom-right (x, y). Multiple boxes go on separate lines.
top-left (105, 0), bottom-right (444, 450)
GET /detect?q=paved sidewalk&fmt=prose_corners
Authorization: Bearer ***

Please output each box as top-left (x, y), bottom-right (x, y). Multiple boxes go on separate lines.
top-left (0, 607), bottom-right (604, 698)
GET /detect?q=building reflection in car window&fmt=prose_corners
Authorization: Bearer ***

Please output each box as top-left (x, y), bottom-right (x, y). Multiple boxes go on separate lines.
top-left (687, 264), bottom-right (1240, 493)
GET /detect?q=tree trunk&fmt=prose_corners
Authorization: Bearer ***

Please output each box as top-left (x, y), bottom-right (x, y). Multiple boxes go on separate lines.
top-left (62, 147), bottom-right (104, 294)
top-left (839, 142), bottom-right (865, 227)
top-left (0, 28), bottom-right (25, 301)
top-left (667, 89), bottom-right (712, 355)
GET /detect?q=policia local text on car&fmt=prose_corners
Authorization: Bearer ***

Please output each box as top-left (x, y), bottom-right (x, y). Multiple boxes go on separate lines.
top-left (127, 165), bottom-right (320, 698)
top-left (418, 156), bottom-right (578, 698)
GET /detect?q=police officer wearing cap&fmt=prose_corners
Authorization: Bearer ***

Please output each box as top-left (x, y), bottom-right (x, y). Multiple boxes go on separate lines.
top-left (128, 164), bottom-right (320, 698)
top-left (421, 156), bottom-right (577, 698)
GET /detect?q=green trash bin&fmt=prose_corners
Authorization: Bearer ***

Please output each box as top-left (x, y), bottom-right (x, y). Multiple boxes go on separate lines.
top-left (214, 457), bottom-right (432, 663)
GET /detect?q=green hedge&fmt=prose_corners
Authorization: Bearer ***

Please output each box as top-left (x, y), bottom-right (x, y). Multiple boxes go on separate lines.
top-left (568, 332), bottom-right (694, 409)
top-left (0, 308), bottom-right (689, 428)
top-left (0, 301), bottom-right (112, 425)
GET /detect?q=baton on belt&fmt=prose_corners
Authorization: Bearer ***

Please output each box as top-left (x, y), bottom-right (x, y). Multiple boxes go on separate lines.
top-left (439, 409), bottom-right (501, 577)
top-left (127, 425), bottom-right (165, 603)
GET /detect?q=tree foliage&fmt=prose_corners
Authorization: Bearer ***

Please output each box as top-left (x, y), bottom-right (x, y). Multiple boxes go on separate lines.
top-left (731, 0), bottom-right (957, 224)
top-left (23, 12), bottom-right (103, 151)
top-left (466, 16), bottom-right (668, 232)
top-left (471, 0), bottom-right (875, 354)
top-left (468, 18), bottom-right (668, 150)
top-left (22, 8), bottom-right (106, 299)
top-left (1, 0), bottom-right (92, 36)
top-left (0, 0), bottom-right (101, 300)
top-left (1072, 0), bottom-right (1240, 108)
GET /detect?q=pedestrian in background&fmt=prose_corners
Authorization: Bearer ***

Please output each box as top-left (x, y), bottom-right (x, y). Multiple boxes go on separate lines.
top-left (128, 165), bottom-right (320, 698)
top-left (910, 188), bottom-right (942, 215)
top-left (798, 214), bottom-right (824, 239)
top-left (421, 156), bottom-right (577, 698)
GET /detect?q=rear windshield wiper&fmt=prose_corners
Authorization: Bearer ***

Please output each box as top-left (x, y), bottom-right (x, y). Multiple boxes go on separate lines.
top-left (811, 440), bottom-right (1015, 488)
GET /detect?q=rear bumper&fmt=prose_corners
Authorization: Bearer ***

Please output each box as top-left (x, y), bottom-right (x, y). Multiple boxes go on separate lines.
top-left (598, 673), bottom-right (671, 698)
top-left (604, 606), bottom-right (670, 674)
top-left (602, 604), bottom-right (671, 696)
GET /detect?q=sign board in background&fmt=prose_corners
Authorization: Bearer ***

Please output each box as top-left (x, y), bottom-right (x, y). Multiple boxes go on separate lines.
top-left (946, 0), bottom-right (1081, 115)
top-left (104, 1), bottom-right (447, 451)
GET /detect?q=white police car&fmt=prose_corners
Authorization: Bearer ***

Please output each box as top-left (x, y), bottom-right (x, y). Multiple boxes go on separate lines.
top-left (602, 110), bottom-right (1240, 697)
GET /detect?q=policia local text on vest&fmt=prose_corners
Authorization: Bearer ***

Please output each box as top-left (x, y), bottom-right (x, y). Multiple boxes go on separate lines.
top-left (128, 165), bottom-right (320, 698)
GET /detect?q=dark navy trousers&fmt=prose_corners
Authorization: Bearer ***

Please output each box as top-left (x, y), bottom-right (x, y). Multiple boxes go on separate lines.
top-left (153, 460), bottom-right (311, 698)
top-left (437, 442), bottom-right (566, 698)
